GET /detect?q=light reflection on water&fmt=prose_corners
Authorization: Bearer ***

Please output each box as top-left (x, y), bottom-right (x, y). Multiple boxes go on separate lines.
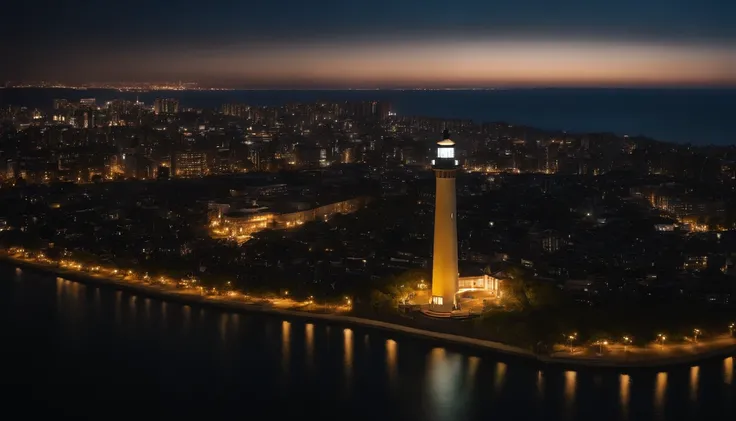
top-left (466, 356), bottom-right (480, 391)
top-left (182, 305), bottom-right (191, 333)
top-left (620, 374), bottom-right (630, 420)
top-left (386, 339), bottom-right (398, 388)
top-left (219, 313), bottom-right (228, 343)
top-left (495, 362), bottom-right (507, 393)
top-left (537, 370), bottom-right (545, 397)
top-left (425, 347), bottom-right (463, 421)
top-left (5, 269), bottom-right (736, 420)
top-left (231, 313), bottom-right (240, 333)
top-left (160, 301), bottom-right (167, 329)
top-left (55, 277), bottom-right (63, 307)
top-left (344, 328), bottom-right (353, 383)
top-left (281, 321), bottom-right (291, 375)
top-left (564, 371), bottom-right (577, 419)
top-left (128, 295), bottom-right (136, 322)
top-left (690, 366), bottom-right (699, 402)
top-left (305, 323), bottom-right (314, 370)
top-left (654, 372), bottom-right (668, 420)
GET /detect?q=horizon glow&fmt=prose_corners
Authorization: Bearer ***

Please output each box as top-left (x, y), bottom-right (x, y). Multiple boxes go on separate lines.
top-left (37, 38), bottom-right (736, 88)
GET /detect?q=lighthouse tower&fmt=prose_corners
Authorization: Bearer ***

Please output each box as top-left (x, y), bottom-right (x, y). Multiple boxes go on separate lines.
top-left (429, 129), bottom-right (459, 313)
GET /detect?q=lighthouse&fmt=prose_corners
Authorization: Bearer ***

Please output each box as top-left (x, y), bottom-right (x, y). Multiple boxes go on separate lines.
top-left (429, 129), bottom-right (459, 313)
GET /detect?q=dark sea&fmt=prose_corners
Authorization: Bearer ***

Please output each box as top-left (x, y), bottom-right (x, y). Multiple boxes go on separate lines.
top-left (1, 265), bottom-right (734, 420)
top-left (1, 88), bottom-right (734, 145)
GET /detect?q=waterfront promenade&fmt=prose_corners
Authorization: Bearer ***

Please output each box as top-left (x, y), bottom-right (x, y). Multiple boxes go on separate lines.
top-left (3, 250), bottom-right (735, 368)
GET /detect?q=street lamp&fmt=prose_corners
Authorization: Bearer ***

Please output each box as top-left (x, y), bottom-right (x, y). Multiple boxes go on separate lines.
top-left (565, 333), bottom-right (577, 353)
top-left (596, 340), bottom-right (608, 355)
top-left (693, 328), bottom-right (701, 344)
top-left (657, 333), bottom-right (666, 350)
top-left (623, 336), bottom-right (632, 353)
top-left (729, 323), bottom-right (735, 337)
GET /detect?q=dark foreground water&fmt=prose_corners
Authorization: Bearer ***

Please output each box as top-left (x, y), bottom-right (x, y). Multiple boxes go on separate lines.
top-left (1, 265), bottom-right (734, 420)
top-left (2, 88), bottom-right (734, 145)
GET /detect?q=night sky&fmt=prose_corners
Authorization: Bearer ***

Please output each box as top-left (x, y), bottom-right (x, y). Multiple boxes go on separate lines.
top-left (2, 0), bottom-right (735, 87)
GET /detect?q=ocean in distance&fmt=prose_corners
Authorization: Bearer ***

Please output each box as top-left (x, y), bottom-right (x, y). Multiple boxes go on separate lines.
top-left (1, 88), bottom-right (734, 146)
top-left (1, 265), bottom-right (734, 420)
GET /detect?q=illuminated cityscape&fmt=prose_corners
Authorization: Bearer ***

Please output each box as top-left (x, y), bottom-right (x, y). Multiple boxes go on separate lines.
top-left (2, 92), bottom-right (734, 340)
top-left (4, 81), bottom-right (220, 91)
top-left (1, 0), bottom-right (735, 418)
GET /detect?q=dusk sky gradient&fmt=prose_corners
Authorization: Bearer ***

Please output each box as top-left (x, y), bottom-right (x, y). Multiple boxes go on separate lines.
top-left (2, 0), bottom-right (735, 87)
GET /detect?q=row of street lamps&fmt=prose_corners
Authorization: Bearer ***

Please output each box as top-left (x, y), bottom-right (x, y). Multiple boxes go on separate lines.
top-left (9, 248), bottom-right (356, 312)
top-left (565, 324), bottom-right (735, 355)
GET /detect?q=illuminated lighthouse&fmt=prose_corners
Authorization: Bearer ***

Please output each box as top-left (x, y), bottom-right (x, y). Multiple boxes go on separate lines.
top-left (429, 129), bottom-right (459, 313)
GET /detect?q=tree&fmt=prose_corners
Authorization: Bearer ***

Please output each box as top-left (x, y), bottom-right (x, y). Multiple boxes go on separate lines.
top-left (525, 280), bottom-right (564, 308)
top-left (370, 289), bottom-right (392, 308)
top-left (500, 267), bottom-right (564, 310)
top-left (382, 269), bottom-right (429, 304)
top-left (503, 268), bottom-right (532, 310)
top-left (395, 269), bottom-right (429, 288)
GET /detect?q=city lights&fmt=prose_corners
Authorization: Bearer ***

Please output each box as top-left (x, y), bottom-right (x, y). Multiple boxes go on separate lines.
top-left (1, 81), bottom-right (735, 377)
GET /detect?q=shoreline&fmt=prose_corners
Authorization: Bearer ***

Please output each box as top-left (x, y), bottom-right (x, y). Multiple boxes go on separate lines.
top-left (4, 255), bottom-right (735, 369)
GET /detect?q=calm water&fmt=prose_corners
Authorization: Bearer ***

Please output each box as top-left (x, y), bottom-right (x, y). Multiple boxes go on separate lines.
top-left (1, 88), bottom-right (734, 145)
top-left (1, 265), bottom-right (734, 420)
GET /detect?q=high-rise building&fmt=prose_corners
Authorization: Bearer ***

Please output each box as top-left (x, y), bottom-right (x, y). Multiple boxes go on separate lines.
top-left (429, 129), bottom-right (460, 313)
top-left (222, 103), bottom-right (249, 118)
top-left (172, 152), bottom-right (207, 177)
top-left (154, 98), bottom-right (179, 115)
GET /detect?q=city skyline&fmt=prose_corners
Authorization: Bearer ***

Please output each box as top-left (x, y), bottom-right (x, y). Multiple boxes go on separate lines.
top-left (2, 0), bottom-right (735, 88)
